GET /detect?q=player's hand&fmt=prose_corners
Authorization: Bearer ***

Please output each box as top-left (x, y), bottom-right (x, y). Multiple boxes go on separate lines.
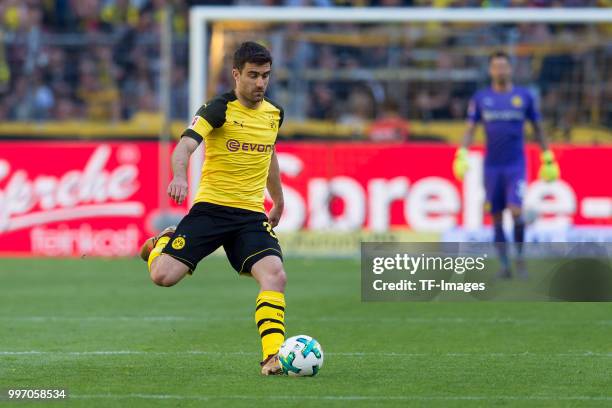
top-left (538, 150), bottom-right (560, 182)
top-left (267, 204), bottom-right (283, 228)
top-left (167, 176), bottom-right (188, 205)
top-left (452, 148), bottom-right (469, 181)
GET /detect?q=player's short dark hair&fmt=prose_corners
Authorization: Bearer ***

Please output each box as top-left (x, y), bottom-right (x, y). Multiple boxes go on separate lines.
top-left (489, 51), bottom-right (511, 63)
top-left (233, 42), bottom-right (272, 72)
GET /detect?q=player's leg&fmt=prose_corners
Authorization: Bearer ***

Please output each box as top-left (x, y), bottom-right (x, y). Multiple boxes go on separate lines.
top-left (140, 203), bottom-right (225, 287)
top-left (507, 205), bottom-right (527, 279)
top-left (509, 205), bottom-right (525, 247)
top-left (223, 215), bottom-right (285, 375)
top-left (506, 168), bottom-right (528, 278)
top-left (251, 256), bottom-right (286, 375)
top-left (144, 231), bottom-right (190, 287)
top-left (251, 255), bottom-right (287, 358)
top-left (485, 165), bottom-right (511, 278)
top-left (140, 226), bottom-right (188, 286)
top-left (140, 226), bottom-right (175, 262)
top-left (149, 255), bottom-right (190, 287)
top-left (491, 211), bottom-right (511, 278)
top-left (251, 255), bottom-right (287, 292)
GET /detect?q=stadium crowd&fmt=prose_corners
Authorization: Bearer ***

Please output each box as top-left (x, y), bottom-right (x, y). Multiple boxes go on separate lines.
top-left (0, 0), bottom-right (610, 141)
top-left (0, 0), bottom-right (191, 122)
top-left (217, 1), bottom-right (607, 6)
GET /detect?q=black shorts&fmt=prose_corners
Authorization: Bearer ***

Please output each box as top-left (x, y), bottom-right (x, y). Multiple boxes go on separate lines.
top-left (161, 202), bottom-right (282, 274)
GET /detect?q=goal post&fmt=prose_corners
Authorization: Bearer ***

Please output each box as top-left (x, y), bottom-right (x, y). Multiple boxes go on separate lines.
top-left (187, 6), bottom-right (611, 203)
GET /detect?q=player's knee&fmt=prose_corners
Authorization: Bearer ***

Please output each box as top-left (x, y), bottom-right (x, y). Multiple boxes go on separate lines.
top-left (263, 265), bottom-right (286, 289)
top-left (271, 266), bottom-right (287, 289)
top-left (252, 257), bottom-right (286, 291)
top-left (150, 268), bottom-right (177, 287)
top-left (150, 258), bottom-right (186, 287)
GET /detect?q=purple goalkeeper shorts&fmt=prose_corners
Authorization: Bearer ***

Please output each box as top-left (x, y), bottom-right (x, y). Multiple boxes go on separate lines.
top-left (484, 164), bottom-right (526, 214)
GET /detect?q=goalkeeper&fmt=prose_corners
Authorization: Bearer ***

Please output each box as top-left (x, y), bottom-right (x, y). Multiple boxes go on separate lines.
top-left (453, 51), bottom-right (560, 279)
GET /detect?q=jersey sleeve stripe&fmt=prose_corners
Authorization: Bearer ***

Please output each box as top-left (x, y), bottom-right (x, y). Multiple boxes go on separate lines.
top-left (181, 128), bottom-right (203, 144)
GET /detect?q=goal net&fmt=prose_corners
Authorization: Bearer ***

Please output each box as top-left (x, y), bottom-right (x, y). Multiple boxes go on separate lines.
top-left (187, 7), bottom-right (611, 252)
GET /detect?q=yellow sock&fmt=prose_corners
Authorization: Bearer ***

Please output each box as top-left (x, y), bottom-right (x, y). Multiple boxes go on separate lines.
top-left (147, 236), bottom-right (170, 271)
top-left (255, 290), bottom-right (286, 360)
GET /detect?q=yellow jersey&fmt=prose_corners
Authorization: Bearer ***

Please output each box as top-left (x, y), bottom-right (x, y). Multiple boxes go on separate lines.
top-left (181, 90), bottom-right (283, 213)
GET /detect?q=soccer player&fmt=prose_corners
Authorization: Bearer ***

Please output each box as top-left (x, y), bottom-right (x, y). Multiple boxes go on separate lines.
top-left (453, 51), bottom-right (560, 278)
top-left (139, 42), bottom-right (286, 375)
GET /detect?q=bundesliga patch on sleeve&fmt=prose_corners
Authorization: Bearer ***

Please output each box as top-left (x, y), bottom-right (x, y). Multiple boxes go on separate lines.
top-left (189, 116), bottom-right (200, 129)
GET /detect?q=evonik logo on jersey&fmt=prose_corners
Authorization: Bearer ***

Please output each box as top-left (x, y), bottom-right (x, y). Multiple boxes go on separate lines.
top-left (0, 145), bottom-right (144, 233)
top-left (226, 139), bottom-right (274, 153)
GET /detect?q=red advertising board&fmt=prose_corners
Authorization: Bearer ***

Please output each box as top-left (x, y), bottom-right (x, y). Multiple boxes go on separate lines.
top-left (1, 141), bottom-right (610, 255)
top-left (0, 141), bottom-right (185, 256)
top-left (271, 143), bottom-right (612, 233)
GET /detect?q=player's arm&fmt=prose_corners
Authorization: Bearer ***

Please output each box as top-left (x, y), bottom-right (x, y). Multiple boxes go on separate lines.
top-left (453, 98), bottom-right (480, 181)
top-left (266, 149), bottom-right (284, 228)
top-left (460, 121), bottom-right (477, 149)
top-left (532, 121), bottom-right (548, 152)
top-left (168, 100), bottom-right (226, 204)
top-left (168, 136), bottom-right (199, 205)
top-left (528, 95), bottom-right (560, 182)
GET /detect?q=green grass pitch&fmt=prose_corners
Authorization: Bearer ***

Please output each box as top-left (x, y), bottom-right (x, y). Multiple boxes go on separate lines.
top-left (1, 256), bottom-right (611, 407)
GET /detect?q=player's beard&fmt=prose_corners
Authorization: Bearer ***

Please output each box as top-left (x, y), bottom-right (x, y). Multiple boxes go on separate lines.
top-left (251, 88), bottom-right (265, 102)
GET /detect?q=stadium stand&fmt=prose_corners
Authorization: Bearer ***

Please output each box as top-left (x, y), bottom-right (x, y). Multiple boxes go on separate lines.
top-left (0, 0), bottom-right (610, 142)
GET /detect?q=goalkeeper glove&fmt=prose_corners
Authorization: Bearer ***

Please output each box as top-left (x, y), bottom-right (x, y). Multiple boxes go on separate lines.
top-left (453, 147), bottom-right (469, 181)
top-left (538, 150), bottom-right (560, 182)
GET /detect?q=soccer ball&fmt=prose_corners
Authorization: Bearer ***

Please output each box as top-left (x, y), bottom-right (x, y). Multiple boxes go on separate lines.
top-left (278, 335), bottom-right (324, 377)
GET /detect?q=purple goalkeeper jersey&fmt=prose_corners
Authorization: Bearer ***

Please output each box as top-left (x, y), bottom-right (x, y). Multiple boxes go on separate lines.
top-left (468, 86), bottom-right (540, 166)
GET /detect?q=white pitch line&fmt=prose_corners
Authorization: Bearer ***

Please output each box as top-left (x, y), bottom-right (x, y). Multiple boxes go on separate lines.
top-left (2, 316), bottom-right (612, 325)
top-left (0, 316), bottom-right (213, 322)
top-left (0, 351), bottom-right (254, 356)
top-left (1, 351), bottom-right (611, 357)
top-left (70, 394), bottom-right (612, 402)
